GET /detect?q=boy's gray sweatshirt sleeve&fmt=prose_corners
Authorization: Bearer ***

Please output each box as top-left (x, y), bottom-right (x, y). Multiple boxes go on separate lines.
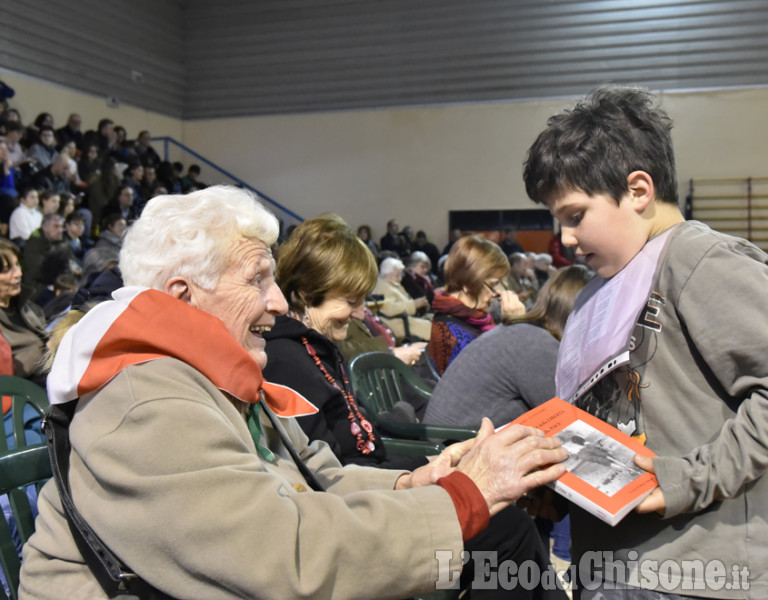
top-left (653, 236), bottom-right (768, 518)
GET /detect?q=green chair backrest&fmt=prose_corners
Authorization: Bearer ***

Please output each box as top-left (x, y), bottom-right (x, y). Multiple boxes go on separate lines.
top-left (0, 376), bottom-right (49, 453)
top-left (348, 352), bottom-right (477, 442)
top-left (0, 445), bottom-right (52, 600)
top-left (349, 351), bottom-right (433, 415)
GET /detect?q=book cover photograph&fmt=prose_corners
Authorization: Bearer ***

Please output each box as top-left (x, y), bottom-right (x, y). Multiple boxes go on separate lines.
top-left (506, 397), bottom-right (659, 526)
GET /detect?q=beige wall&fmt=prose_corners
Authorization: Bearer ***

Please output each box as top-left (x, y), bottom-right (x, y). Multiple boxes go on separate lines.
top-left (5, 67), bottom-right (768, 248)
top-left (184, 87), bottom-right (768, 247)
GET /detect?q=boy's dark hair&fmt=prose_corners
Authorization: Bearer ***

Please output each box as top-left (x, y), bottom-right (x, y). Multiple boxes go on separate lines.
top-left (523, 85), bottom-right (678, 206)
top-left (188, 164), bottom-right (201, 175)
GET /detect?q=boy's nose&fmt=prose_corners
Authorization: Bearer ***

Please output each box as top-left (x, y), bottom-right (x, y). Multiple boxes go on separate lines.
top-left (561, 227), bottom-right (578, 247)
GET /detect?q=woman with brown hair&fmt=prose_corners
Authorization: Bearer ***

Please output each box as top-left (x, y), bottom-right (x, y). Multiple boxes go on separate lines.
top-left (426, 265), bottom-right (593, 428)
top-left (264, 214), bottom-right (413, 468)
top-left (428, 234), bottom-right (525, 374)
top-left (0, 239), bottom-right (46, 379)
top-left (264, 215), bottom-right (569, 600)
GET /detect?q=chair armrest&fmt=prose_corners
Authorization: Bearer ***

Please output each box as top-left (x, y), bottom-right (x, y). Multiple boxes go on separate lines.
top-left (375, 419), bottom-right (477, 444)
top-left (382, 437), bottom-right (444, 456)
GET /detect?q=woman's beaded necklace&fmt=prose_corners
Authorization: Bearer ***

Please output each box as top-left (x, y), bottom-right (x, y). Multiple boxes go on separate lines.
top-left (300, 336), bottom-right (376, 455)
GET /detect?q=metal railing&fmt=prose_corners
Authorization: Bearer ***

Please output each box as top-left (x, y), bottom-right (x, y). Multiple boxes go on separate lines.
top-left (152, 136), bottom-right (303, 233)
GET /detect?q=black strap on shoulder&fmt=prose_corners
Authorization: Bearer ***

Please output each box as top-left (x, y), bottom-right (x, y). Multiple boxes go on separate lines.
top-left (259, 398), bottom-right (326, 492)
top-left (43, 401), bottom-right (175, 600)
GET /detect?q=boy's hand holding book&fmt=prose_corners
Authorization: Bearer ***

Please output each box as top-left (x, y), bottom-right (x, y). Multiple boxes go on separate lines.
top-left (633, 454), bottom-right (667, 514)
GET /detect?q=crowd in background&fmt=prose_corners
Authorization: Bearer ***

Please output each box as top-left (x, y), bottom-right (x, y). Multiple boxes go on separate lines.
top-left (0, 90), bottom-right (210, 381)
top-left (0, 85), bottom-right (586, 593)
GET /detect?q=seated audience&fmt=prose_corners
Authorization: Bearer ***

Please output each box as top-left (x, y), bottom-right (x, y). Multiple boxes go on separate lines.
top-left (25, 125), bottom-right (58, 169)
top-left (336, 306), bottom-right (426, 367)
top-left (80, 118), bottom-right (115, 159)
top-left (499, 226), bottom-right (524, 256)
top-left (426, 265), bottom-right (592, 427)
top-left (55, 113), bottom-right (83, 150)
top-left (412, 229), bottom-right (441, 277)
top-left (77, 143), bottom-right (101, 184)
top-left (9, 188), bottom-right (42, 246)
top-left (63, 211), bottom-right (86, 263)
top-left (32, 153), bottom-right (72, 195)
top-left (534, 253), bottom-right (555, 287)
top-left (429, 235), bottom-right (525, 375)
top-left (139, 164), bottom-right (160, 207)
top-left (0, 239), bottom-right (45, 380)
top-left (380, 218), bottom-right (409, 258)
top-left (134, 130), bottom-right (160, 167)
top-left (93, 213), bottom-right (127, 253)
top-left (20, 186), bottom-right (567, 599)
top-left (401, 250), bottom-right (436, 306)
top-left (372, 256), bottom-right (432, 341)
top-left (264, 213), bottom-right (567, 600)
top-left (426, 265), bottom-right (592, 575)
top-left (0, 141), bottom-right (16, 234)
top-left (180, 163), bottom-right (205, 191)
top-left (87, 156), bottom-right (121, 234)
top-left (442, 227), bottom-right (462, 256)
top-left (356, 224), bottom-right (379, 259)
top-left (22, 112), bottom-right (53, 149)
top-left (102, 184), bottom-right (138, 225)
top-left (507, 252), bottom-right (538, 309)
top-left (2, 121), bottom-right (28, 169)
top-left (121, 160), bottom-right (144, 207)
top-left (58, 140), bottom-right (85, 189)
top-left (21, 213), bottom-right (67, 297)
top-left (38, 190), bottom-right (60, 216)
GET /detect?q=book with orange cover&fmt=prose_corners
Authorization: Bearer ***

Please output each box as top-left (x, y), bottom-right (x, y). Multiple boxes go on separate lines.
top-left (505, 397), bottom-right (658, 526)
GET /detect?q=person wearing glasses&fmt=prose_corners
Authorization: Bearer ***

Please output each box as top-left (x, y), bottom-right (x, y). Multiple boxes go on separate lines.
top-left (428, 235), bottom-right (525, 375)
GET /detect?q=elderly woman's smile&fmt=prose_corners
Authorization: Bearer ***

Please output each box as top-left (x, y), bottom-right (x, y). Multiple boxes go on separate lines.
top-left (186, 238), bottom-right (288, 369)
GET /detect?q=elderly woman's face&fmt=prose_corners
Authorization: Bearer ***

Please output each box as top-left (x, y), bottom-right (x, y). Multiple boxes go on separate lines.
top-left (306, 294), bottom-right (365, 342)
top-left (191, 239), bottom-right (287, 368)
top-left (385, 268), bottom-right (403, 283)
top-left (413, 261), bottom-right (430, 277)
top-left (0, 254), bottom-right (22, 307)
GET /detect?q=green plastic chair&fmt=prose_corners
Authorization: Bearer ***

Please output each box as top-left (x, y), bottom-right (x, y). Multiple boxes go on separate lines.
top-left (0, 376), bottom-right (50, 453)
top-left (0, 445), bottom-right (52, 600)
top-left (348, 352), bottom-right (477, 443)
top-left (382, 437), bottom-right (443, 457)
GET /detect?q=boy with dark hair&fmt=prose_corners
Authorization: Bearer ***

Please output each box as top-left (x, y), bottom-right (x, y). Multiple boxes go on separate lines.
top-left (523, 85), bottom-right (767, 598)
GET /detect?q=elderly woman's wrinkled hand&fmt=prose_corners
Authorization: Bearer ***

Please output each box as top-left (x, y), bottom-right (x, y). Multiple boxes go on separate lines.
top-left (456, 418), bottom-right (568, 516)
top-left (395, 437), bottom-right (476, 490)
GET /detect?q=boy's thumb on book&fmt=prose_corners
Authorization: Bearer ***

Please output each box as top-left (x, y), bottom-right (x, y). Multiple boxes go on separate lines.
top-left (634, 453), bottom-right (655, 473)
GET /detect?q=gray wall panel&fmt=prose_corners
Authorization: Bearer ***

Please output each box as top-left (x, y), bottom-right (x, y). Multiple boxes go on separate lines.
top-left (0, 0), bottom-right (185, 117)
top-left (182, 0), bottom-right (768, 118)
top-left (3, 1), bottom-right (768, 119)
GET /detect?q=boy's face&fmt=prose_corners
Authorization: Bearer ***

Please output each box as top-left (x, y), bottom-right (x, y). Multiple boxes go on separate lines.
top-left (547, 190), bottom-right (648, 278)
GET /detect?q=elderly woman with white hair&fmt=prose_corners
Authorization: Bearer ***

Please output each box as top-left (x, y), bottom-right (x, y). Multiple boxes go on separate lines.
top-left (19, 186), bottom-right (567, 599)
top-left (401, 250), bottom-right (436, 306)
top-left (372, 256), bottom-right (433, 342)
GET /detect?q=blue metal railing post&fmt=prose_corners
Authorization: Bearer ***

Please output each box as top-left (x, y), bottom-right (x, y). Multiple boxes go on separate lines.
top-left (151, 136), bottom-right (303, 223)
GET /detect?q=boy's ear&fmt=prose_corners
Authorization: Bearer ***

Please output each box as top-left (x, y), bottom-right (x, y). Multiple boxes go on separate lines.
top-left (626, 171), bottom-right (655, 213)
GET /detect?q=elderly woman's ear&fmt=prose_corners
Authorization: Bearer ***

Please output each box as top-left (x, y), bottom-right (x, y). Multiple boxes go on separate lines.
top-left (165, 277), bottom-right (193, 304)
